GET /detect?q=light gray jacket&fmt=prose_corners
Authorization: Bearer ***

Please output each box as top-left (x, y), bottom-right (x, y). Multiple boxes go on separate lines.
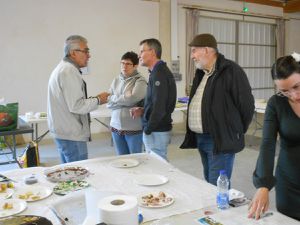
top-left (47, 59), bottom-right (98, 141)
top-left (107, 71), bottom-right (147, 131)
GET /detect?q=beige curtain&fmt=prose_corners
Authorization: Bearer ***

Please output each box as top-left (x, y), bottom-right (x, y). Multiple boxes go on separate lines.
top-left (275, 18), bottom-right (285, 58)
top-left (185, 9), bottom-right (199, 96)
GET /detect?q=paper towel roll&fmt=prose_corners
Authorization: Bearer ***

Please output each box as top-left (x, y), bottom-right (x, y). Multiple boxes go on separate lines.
top-left (85, 189), bottom-right (121, 221)
top-left (97, 195), bottom-right (138, 225)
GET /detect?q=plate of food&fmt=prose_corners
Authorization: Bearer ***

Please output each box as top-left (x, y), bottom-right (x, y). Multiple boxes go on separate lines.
top-left (0, 188), bottom-right (14, 200)
top-left (134, 174), bottom-right (169, 186)
top-left (138, 191), bottom-right (174, 208)
top-left (44, 166), bottom-right (90, 182)
top-left (14, 185), bottom-right (52, 202)
top-left (0, 199), bottom-right (27, 218)
top-left (53, 180), bottom-right (90, 195)
top-left (0, 215), bottom-right (53, 225)
top-left (110, 158), bottom-right (140, 168)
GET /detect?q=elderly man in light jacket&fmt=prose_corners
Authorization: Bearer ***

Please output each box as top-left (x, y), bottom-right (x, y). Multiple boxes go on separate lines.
top-left (47, 35), bottom-right (109, 163)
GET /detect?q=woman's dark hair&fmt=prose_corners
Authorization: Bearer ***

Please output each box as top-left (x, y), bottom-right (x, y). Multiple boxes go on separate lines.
top-left (271, 55), bottom-right (300, 80)
top-left (121, 51), bottom-right (139, 65)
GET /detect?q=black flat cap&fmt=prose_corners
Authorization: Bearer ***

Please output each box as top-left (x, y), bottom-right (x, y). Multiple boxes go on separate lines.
top-left (189, 33), bottom-right (217, 49)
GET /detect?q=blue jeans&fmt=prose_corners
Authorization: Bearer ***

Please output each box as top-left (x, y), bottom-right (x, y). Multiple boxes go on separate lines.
top-left (143, 131), bottom-right (171, 160)
top-left (196, 133), bottom-right (235, 186)
top-left (54, 138), bottom-right (88, 163)
top-left (111, 132), bottom-right (143, 155)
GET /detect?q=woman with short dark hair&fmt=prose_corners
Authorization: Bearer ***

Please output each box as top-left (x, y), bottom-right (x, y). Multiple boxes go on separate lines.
top-left (107, 52), bottom-right (147, 155)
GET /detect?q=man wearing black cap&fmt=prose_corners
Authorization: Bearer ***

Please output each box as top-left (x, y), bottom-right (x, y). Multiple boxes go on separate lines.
top-left (180, 33), bottom-right (255, 185)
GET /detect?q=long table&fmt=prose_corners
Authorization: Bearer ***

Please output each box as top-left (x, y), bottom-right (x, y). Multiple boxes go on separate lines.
top-left (19, 103), bottom-right (188, 142)
top-left (0, 120), bottom-right (33, 167)
top-left (1, 153), bottom-right (298, 225)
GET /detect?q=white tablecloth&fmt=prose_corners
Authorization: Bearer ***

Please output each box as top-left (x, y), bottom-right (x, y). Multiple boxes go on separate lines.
top-left (2, 153), bottom-right (216, 224)
top-left (2, 153), bottom-right (299, 225)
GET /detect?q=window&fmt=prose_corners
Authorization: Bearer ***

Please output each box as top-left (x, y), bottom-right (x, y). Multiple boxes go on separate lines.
top-left (198, 16), bottom-right (276, 100)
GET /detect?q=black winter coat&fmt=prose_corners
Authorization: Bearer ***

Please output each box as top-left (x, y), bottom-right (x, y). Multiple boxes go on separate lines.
top-left (180, 53), bottom-right (255, 154)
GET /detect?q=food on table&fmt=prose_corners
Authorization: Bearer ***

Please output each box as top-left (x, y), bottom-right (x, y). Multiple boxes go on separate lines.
top-left (7, 182), bottom-right (14, 188)
top-left (2, 202), bottom-right (13, 210)
top-left (0, 182), bottom-right (14, 193)
top-left (18, 191), bottom-right (41, 201)
top-left (45, 166), bottom-right (89, 182)
top-left (0, 215), bottom-right (53, 225)
top-left (53, 180), bottom-right (89, 195)
top-left (14, 185), bottom-right (52, 202)
top-left (141, 191), bottom-right (173, 207)
top-left (0, 183), bottom-right (7, 192)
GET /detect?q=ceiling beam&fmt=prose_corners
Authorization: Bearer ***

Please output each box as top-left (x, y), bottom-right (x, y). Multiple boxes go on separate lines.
top-left (284, 1), bottom-right (300, 13)
top-left (242, 0), bottom-right (282, 7)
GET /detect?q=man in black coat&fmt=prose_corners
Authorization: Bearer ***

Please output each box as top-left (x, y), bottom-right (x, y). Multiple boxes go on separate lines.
top-left (180, 33), bottom-right (255, 185)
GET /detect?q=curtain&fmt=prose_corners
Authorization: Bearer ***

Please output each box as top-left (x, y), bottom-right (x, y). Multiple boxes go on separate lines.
top-left (185, 9), bottom-right (199, 96)
top-left (275, 18), bottom-right (285, 58)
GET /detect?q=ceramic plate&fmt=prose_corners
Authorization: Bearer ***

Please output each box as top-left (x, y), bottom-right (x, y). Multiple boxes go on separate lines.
top-left (0, 188), bottom-right (14, 200)
top-left (53, 180), bottom-right (90, 195)
top-left (138, 191), bottom-right (174, 208)
top-left (0, 199), bottom-right (27, 218)
top-left (110, 158), bottom-right (140, 168)
top-left (14, 185), bottom-right (52, 202)
top-left (135, 174), bottom-right (169, 186)
top-left (44, 166), bottom-right (89, 182)
top-left (229, 188), bottom-right (245, 201)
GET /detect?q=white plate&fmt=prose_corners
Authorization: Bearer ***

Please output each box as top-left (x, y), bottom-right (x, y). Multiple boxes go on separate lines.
top-left (135, 174), bottom-right (169, 186)
top-left (138, 191), bottom-right (174, 208)
top-left (44, 166), bottom-right (89, 182)
top-left (14, 185), bottom-right (52, 202)
top-left (0, 199), bottom-right (27, 218)
top-left (110, 158), bottom-right (140, 168)
top-left (229, 188), bottom-right (245, 201)
top-left (0, 188), bottom-right (14, 200)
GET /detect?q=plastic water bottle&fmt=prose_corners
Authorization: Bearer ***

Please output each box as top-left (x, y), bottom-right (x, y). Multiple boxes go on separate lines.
top-left (216, 170), bottom-right (229, 210)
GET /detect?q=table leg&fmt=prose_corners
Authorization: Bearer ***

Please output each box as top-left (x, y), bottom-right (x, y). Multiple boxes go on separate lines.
top-left (35, 123), bottom-right (38, 140)
top-left (93, 118), bottom-right (113, 146)
top-left (12, 135), bottom-right (22, 168)
top-left (31, 124), bottom-right (34, 140)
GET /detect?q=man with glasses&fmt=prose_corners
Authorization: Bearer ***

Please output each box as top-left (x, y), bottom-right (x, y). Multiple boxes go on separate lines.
top-left (47, 35), bottom-right (109, 163)
top-left (180, 33), bottom-right (255, 185)
top-left (131, 38), bottom-right (177, 160)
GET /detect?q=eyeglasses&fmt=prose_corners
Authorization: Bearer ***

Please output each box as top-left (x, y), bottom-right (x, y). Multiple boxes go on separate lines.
top-left (120, 62), bottom-right (133, 66)
top-left (276, 82), bottom-right (300, 97)
top-left (74, 49), bottom-right (90, 54)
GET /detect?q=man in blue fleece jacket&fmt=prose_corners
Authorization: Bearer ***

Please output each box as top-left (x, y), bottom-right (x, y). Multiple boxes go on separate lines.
top-left (131, 38), bottom-right (177, 160)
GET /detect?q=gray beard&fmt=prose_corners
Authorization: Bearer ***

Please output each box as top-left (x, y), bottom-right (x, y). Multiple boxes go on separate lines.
top-left (195, 62), bottom-right (204, 70)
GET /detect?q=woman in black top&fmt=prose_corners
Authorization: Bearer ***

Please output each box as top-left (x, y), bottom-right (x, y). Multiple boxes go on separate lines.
top-left (248, 53), bottom-right (300, 221)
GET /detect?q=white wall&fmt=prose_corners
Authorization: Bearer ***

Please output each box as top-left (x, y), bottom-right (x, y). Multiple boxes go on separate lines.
top-left (0, 0), bottom-right (159, 133)
top-left (285, 16), bottom-right (300, 54)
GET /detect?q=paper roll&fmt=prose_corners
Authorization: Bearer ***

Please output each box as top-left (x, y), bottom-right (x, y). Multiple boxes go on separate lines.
top-left (85, 189), bottom-right (121, 221)
top-left (97, 195), bottom-right (138, 225)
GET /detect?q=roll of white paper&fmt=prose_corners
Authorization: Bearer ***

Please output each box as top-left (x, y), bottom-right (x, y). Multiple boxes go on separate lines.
top-left (97, 195), bottom-right (138, 225)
